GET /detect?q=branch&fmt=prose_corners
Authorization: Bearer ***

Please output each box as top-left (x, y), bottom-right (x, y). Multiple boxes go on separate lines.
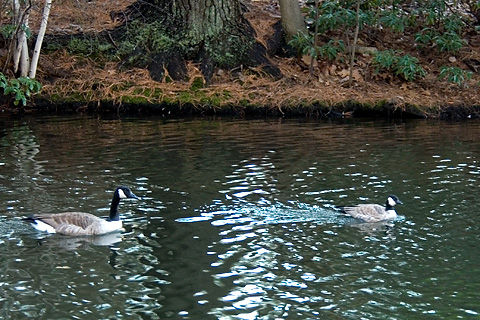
top-left (348, 0), bottom-right (361, 87)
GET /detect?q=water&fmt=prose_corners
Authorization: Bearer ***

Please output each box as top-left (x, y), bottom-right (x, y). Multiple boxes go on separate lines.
top-left (0, 115), bottom-right (479, 319)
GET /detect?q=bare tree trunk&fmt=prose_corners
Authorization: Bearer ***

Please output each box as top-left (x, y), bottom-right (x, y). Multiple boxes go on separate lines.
top-left (19, 31), bottom-right (30, 76)
top-left (122, 0), bottom-right (282, 82)
top-left (11, 0), bottom-right (32, 76)
top-left (29, 0), bottom-right (52, 79)
top-left (12, 0), bottom-right (22, 73)
top-left (278, 0), bottom-right (306, 40)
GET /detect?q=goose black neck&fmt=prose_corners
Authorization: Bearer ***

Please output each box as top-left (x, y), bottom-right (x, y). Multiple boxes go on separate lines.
top-left (385, 200), bottom-right (393, 211)
top-left (109, 192), bottom-right (121, 221)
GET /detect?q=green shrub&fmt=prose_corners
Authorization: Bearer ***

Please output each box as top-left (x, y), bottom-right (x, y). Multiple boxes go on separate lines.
top-left (317, 40), bottom-right (345, 60)
top-left (439, 66), bottom-right (472, 86)
top-left (415, 28), bottom-right (435, 47)
top-left (67, 38), bottom-right (113, 57)
top-left (373, 50), bottom-right (426, 81)
top-left (288, 31), bottom-right (314, 56)
top-left (434, 32), bottom-right (465, 53)
top-left (379, 10), bottom-right (409, 33)
top-left (288, 33), bottom-right (344, 61)
top-left (302, 0), bottom-right (468, 55)
top-left (0, 73), bottom-right (42, 106)
top-left (0, 24), bottom-right (16, 39)
top-left (372, 49), bottom-right (398, 73)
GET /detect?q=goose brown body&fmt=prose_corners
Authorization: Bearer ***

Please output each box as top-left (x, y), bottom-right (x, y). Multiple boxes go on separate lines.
top-left (338, 195), bottom-right (403, 222)
top-left (25, 186), bottom-right (139, 236)
top-left (28, 212), bottom-right (122, 236)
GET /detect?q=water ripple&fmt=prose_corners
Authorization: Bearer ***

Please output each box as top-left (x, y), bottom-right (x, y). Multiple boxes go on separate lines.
top-left (2, 117), bottom-right (480, 319)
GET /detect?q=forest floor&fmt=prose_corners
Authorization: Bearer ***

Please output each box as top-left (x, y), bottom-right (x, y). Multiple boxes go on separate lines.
top-left (22, 0), bottom-right (480, 118)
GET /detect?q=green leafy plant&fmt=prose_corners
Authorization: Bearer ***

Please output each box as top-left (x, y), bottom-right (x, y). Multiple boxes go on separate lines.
top-left (439, 66), bottom-right (472, 86)
top-left (67, 38), bottom-right (113, 57)
top-left (415, 28), bottom-right (435, 47)
top-left (20, 24), bottom-right (31, 38)
top-left (434, 32), bottom-right (465, 53)
top-left (288, 31), bottom-right (315, 56)
top-left (288, 33), bottom-right (344, 61)
top-left (0, 73), bottom-right (42, 106)
top-left (312, 1), bottom-right (345, 33)
top-left (308, 1), bottom-right (373, 34)
top-left (415, 28), bottom-right (465, 53)
top-left (317, 40), bottom-right (345, 60)
top-left (0, 24), bottom-right (16, 39)
top-left (373, 50), bottom-right (426, 81)
top-left (372, 49), bottom-right (398, 73)
top-left (444, 14), bottom-right (464, 33)
top-left (423, 7), bottom-right (441, 26)
top-left (394, 55), bottom-right (426, 81)
top-left (0, 23), bottom-right (31, 40)
top-left (379, 10), bottom-right (408, 33)
top-left (301, 0), bottom-right (469, 56)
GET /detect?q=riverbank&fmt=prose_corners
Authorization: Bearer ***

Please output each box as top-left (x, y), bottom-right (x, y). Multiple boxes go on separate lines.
top-left (29, 96), bottom-right (480, 120)
top-left (9, 0), bottom-right (480, 119)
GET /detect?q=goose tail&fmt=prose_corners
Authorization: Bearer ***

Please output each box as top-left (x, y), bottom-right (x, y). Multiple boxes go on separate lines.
top-left (23, 215), bottom-right (57, 233)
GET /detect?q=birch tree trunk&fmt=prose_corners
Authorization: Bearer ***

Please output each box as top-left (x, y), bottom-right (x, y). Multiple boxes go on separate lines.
top-left (29, 0), bottom-right (52, 79)
top-left (11, 0), bottom-right (31, 76)
top-left (19, 31), bottom-right (30, 76)
top-left (12, 0), bottom-right (23, 74)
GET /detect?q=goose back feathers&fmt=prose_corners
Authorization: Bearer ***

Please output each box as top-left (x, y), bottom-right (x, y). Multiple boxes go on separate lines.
top-left (25, 186), bottom-right (139, 236)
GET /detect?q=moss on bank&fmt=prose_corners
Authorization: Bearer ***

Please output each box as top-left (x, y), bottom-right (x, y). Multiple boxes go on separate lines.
top-left (26, 91), bottom-right (480, 120)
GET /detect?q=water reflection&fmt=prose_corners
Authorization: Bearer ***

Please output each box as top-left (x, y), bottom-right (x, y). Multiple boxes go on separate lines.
top-left (1, 116), bottom-right (480, 319)
top-left (35, 231), bottom-right (124, 250)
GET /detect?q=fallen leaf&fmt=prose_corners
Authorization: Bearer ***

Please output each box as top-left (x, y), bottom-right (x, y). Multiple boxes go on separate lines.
top-left (302, 55), bottom-right (317, 67)
top-left (338, 69), bottom-right (349, 78)
top-left (352, 69), bottom-right (364, 82)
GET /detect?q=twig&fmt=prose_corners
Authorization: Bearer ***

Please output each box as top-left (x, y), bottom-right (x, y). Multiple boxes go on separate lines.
top-left (310, 0), bottom-right (320, 77)
top-left (348, 0), bottom-right (361, 87)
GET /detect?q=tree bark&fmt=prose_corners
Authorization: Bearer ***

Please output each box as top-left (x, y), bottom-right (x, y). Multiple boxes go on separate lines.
top-left (9, 0), bottom-right (32, 76)
top-left (278, 0), bottom-right (306, 41)
top-left (19, 33), bottom-right (29, 77)
top-left (119, 0), bottom-right (282, 83)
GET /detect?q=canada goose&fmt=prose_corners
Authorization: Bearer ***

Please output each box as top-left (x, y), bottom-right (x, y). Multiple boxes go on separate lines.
top-left (337, 195), bottom-right (403, 222)
top-left (24, 186), bottom-right (139, 236)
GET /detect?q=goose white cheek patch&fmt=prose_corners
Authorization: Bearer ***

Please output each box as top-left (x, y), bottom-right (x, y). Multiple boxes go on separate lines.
top-left (118, 189), bottom-right (127, 199)
top-left (387, 197), bottom-right (396, 206)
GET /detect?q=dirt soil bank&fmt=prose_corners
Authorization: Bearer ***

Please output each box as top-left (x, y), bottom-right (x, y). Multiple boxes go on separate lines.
top-left (18, 0), bottom-right (480, 119)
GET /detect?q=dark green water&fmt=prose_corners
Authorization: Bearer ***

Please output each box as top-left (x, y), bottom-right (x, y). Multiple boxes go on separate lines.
top-left (0, 116), bottom-right (479, 319)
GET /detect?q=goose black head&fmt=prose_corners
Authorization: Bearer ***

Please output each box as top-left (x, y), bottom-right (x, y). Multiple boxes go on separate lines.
top-left (116, 186), bottom-right (140, 200)
top-left (387, 195), bottom-right (403, 207)
top-left (109, 186), bottom-right (140, 220)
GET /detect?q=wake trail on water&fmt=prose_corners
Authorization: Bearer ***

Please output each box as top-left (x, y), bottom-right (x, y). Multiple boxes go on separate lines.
top-left (176, 202), bottom-right (364, 226)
